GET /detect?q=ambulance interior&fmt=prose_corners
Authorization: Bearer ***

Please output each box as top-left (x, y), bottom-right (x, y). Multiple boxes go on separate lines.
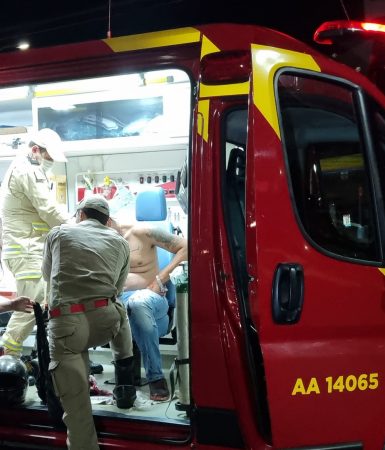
top-left (0, 69), bottom-right (191, 423)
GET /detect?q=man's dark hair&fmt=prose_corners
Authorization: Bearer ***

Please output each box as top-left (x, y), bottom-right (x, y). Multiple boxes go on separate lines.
top-left (81, 207), bottom-right (109, 225)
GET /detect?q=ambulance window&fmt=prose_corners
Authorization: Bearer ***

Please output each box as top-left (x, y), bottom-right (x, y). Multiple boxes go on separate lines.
top-left (223, 108), bottom-right (248, 294)
top-left (368, 100), bottom-right (385, 204)
top-left (277, 74), bottom-right (380, 262)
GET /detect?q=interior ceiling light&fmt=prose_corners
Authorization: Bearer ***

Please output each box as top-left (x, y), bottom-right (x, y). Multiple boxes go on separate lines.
top-left (0, 86), bottom-right (30, 101)
top-left (35, 74), bottom-right (143, 97)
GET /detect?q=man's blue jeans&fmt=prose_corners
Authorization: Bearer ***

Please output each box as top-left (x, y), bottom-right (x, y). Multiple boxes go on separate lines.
top-left (120, 289), bottom-right (169, 382)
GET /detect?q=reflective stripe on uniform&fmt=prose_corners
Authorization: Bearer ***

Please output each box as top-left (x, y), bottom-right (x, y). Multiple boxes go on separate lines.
top-left (15, 270), bottom-right (42, 280)
top-left (32, 222), bottom-right (50, 233)
top-left (2, 245), bottom-right (22, 255)
top-left (2, 336), bottom-right (22, 353)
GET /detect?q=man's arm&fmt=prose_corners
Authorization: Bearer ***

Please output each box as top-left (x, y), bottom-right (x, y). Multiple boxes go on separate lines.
top-left (24, 168), bottom-right (70, 227)
top-left (42, 228), bottom-right (55, 281)
top-left (0, 296), bottom-right (34, 314)
top-left (115, 238), bottom-right (130, 296)
top-left (143, 227), bottom-right (187, 293)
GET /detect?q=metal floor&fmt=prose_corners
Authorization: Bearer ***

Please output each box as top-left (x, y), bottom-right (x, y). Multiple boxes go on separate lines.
top-left (22, 334), bottom-right (189, 424)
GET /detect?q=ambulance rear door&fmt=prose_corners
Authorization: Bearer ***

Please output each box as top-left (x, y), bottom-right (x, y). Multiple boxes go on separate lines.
top-left (246, 45), bottom-right (385, 449)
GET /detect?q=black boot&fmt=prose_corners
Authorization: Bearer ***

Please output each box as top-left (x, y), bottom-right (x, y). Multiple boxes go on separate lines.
top-left (89, 360), bottom-right (104, 375)
top-left (113, 356), bottom-right (136, 408)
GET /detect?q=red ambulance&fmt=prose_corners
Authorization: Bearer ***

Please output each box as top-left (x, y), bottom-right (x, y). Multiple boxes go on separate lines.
top-left (0, 22), bottom-right (384, 450)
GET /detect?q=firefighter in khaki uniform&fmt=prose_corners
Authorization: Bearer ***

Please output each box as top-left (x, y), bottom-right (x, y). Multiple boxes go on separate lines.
top-left (0, 128), bottom-right (70, 356)
top-left (43, 195), bottom-right (136, 450)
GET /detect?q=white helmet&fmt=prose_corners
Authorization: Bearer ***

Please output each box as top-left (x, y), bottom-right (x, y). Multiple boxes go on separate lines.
top-left (31, 128), bottom-right (67, 162)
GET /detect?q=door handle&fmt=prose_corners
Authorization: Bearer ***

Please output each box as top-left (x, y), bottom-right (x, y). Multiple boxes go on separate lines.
top-left (272, 263), bottom-right (304, 324)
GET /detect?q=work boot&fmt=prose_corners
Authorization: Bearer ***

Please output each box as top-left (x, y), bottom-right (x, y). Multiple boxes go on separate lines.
top-left (149, 378), bottom-right (170, 401)
top-left (113, 356), bottom-right (136, 408)
top-left (89, 360), bottom-right (104, 375)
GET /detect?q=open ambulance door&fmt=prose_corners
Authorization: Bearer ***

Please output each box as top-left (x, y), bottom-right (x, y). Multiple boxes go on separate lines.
top-left (245, 45), bottom-right (385, 449)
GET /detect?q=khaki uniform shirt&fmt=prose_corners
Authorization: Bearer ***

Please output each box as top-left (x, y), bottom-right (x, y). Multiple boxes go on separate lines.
top-left (42, 219), bottom-right (130, 310)
top-left (1, 155), bottom-right (69, 260)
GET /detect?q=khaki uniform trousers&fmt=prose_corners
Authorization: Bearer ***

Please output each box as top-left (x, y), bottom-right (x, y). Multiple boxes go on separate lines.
top-left (2, 257), bottom-right (45, 356)
top-left (48, 299), bottom-right (132, 450)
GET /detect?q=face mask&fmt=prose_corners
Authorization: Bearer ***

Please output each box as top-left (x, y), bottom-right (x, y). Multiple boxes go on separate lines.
top-left (41, 159), bottom-right (54, 172)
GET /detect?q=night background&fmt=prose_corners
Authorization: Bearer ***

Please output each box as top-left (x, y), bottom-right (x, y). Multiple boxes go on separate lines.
top-left (0, 0), bottom-right (376, 53)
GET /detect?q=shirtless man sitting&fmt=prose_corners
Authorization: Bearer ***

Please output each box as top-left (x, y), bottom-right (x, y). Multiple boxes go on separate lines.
top-left (110, 219), bottom-right (187, 401)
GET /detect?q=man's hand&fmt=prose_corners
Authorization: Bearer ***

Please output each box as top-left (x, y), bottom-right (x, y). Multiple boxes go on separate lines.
top-left (12, 296), bottom-right (35, 313)
top-left (147, 280), bottom-right (166, 296)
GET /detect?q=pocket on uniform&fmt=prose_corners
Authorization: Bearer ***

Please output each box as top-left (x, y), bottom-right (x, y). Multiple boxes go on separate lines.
top-left (49, 315), bottom-right (79, 338)
top-left (49, 324), bottom-right (76, 339)
top-left (98, 313), bottom-right (121, 344)
top-left (98, 322), bottom-right (121, 347)
top-left (49, 361), bottom-right (59, 371)
top-left (49, 322), bottom-right (79, 357)
top-left (49, 360), bottom-right (61, 396)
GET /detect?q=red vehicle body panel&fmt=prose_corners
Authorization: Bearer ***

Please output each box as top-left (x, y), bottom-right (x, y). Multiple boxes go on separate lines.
top-left (246, 102), bottom-right (385, 447)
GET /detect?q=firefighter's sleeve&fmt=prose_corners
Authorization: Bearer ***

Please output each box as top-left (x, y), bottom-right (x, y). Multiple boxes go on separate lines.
top-left (25, 168), bottom-right (70, 227)
top-left (115, 240), bottom-right (130, 296)
top-left (42, 228), bottom-right (56, 281)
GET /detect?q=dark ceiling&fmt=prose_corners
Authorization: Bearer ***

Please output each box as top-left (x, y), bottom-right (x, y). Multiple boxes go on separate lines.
top-left (0, 0), bottom-right (365, 52)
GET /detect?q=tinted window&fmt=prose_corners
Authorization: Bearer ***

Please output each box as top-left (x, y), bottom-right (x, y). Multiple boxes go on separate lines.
top-left (223, 109), bottom-right (248, 293)
top-left (278, 74), bottom-right (380, 262)
top-left (369, 100), bottom-right (385, 206)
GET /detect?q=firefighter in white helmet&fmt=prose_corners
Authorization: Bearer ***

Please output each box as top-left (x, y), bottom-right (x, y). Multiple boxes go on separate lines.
top-left (0, 128), bottom-right (71, 356)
